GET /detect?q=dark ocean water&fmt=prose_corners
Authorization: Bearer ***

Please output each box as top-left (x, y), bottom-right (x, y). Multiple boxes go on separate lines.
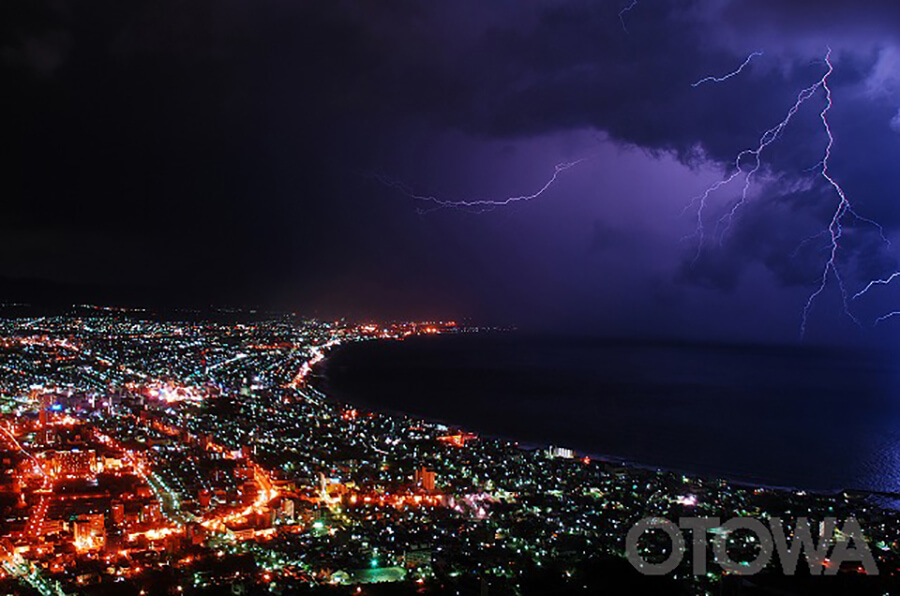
top-left (321, 333), bottom-right (900, 493)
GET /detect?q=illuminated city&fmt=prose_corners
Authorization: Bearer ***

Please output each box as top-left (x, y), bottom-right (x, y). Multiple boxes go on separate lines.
top-left (7, 0), bottom-right (900, 594)
top-left (0, 308), bottom-right (893, 594)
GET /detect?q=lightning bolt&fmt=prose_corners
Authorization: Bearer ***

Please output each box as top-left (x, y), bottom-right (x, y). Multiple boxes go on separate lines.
top-left (687, 54), bottom-right (824, 259)
top-left (691, 51), bottom-right (764, 88)
top-left (688, 48), bottom-right (890, 337)
top-left (853, 272), bottom-right (900, 301)
top-left (619, 0), bottom-right (638, 34)
top-left (799, 49), bottom-right (859, 337)
top-left (849, 259), bottom-right (900, 327)
top-left (872, 311), bottom-right (900, 325)
top-left (798, 48), bottom-right (896, 335)
top-left (377, 159), bottom-right (586, 214)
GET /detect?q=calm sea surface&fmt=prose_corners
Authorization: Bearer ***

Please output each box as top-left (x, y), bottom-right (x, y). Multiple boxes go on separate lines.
top-left (321, 333), bottom-right (900, 493)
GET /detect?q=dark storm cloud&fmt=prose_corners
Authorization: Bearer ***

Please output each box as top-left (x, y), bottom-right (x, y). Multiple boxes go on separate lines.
top-left (363, 0), bottom-right (900, 304)
top-left (725, 0), bottom-right (900, 35)
top-left (3, 0), bottom-right (900, 337)
top-left (437, 1), bottom-right (894, 162)
top-left (587, 220), bottom-right (626, 254)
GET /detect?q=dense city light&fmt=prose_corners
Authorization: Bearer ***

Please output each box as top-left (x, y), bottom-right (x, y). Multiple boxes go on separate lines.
top-left (0, 308), bottom-right (897, 594)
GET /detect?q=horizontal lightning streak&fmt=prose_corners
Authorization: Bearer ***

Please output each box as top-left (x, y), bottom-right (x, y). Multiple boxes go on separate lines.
top-left (377, 159), bottom-right (586, 214)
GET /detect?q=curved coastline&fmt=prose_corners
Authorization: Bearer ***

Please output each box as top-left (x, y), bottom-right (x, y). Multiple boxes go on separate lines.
top-left (311, 333), bottom-right (898, 504)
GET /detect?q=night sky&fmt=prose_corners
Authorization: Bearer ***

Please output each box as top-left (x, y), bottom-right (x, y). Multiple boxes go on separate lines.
top-left (4, 0), bottom-right (900, 344)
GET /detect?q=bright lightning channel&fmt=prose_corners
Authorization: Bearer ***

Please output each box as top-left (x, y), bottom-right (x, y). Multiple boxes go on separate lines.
top-left (799, 48), bottom-right (859, 337)
top-left (853, 272), bottom-right (900, 301)
top-left (687, 48), bottom-right (890, 337)
top-left (687, 52), bottom-right (823, 261)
